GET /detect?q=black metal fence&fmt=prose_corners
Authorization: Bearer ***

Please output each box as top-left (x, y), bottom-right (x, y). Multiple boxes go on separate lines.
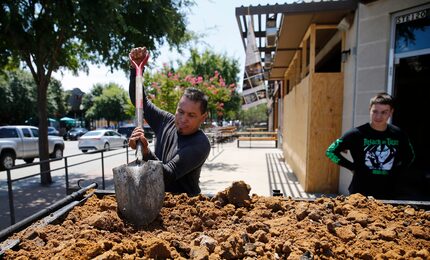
top-left (2, 146), bottom-right (131, 226)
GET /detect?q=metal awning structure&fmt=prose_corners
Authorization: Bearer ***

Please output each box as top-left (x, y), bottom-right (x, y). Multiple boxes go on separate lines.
top-left (235, 0), bottom-right (358, 80)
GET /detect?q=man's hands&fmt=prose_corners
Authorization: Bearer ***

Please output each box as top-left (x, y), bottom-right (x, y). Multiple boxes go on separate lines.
top-left (129, 127), bottom-right (150, 157)
top-left (129, 47), bottom-right (149, 71)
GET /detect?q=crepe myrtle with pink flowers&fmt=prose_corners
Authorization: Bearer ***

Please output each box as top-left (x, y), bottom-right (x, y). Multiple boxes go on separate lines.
top-left (143, 64), bottom-right (236, 122)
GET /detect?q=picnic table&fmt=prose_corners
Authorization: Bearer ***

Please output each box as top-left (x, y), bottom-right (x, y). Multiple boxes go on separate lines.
top-left (236, 130), bottom-right (278, 148)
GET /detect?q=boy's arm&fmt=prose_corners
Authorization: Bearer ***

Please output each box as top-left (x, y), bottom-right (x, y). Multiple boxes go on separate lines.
top-left (326, 137), bottom-right (355, 171)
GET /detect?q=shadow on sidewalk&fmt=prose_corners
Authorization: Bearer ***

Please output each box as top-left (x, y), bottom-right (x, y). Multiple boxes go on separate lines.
top-left (266, 153), bottom-right (319, 199)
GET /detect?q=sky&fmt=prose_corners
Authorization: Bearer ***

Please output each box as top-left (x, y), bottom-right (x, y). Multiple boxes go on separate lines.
top-left (52, 0), bottom-right (282, 93)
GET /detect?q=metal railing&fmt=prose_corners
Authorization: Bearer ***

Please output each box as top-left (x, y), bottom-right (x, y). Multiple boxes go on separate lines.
top-left (2, 145), bottom-right (131, 226)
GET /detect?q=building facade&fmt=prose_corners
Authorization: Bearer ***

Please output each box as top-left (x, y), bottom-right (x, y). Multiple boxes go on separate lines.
top-left (236, 0), bottom-right (429, 197)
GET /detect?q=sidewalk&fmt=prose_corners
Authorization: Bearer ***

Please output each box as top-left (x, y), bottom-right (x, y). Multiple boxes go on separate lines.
top-left (0, 139), bottom-right (315, 231)
top-left (201, 140), bottom-right (315, 198)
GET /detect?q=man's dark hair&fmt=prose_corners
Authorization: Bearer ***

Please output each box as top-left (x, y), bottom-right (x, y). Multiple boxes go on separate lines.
top-left (183, 87), bottom-right (208, 114)
top-left (370, 92), bottom-right (394, 108)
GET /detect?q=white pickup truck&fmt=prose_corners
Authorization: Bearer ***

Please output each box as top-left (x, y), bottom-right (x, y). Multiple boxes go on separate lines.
top-left (0, 125), bottom-right (65, 170)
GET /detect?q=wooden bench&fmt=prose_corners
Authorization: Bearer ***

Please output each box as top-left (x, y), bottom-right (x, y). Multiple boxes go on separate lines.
top-left (245, 127), bottom-right (267, 132)
top-left (236, 131), bottom-right (278, 148)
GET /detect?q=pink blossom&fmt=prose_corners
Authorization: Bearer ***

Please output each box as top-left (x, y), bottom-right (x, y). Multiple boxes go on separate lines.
top-left (219, 77), bottom-right (225, 87)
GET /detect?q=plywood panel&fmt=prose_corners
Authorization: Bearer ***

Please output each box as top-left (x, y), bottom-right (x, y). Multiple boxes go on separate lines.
top-left (306, 72), bottom-right (343, 193)
top-left (283, 75), bottom-right (310, 186)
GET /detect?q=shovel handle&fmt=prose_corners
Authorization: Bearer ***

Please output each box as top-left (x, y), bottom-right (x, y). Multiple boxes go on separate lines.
top-left (129, 50), bottom-right (149, 163)
top-left (136, 140), bottom-right (143, 163)
top-left (135, 74), bottom-right (144, 162)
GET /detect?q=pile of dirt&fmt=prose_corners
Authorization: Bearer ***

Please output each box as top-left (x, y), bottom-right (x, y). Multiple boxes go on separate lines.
top-left (2, 181), bottom-right (430, 259)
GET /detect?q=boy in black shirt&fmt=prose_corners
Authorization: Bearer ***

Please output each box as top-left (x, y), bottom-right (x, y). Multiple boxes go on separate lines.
top-left (326, 93), bottom-right (414, 199)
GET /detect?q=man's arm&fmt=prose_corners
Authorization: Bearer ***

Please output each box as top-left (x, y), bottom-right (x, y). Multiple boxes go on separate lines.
top-left (141, 140), bottom-right (210, 178)
top-left (162, 139), bottom-right (210, 184)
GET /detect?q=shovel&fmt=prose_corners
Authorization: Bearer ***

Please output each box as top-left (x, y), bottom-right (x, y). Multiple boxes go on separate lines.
top-left (113, 47), bottom-right (165, 227)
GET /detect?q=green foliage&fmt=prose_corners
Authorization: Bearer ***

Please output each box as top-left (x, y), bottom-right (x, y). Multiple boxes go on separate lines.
top-left (0, 0), bottom-right (194, 181)
top-left (144, 66), bottom-right (183, 114)
top-left (146, 48), bottom-right (241, 120)
top-left (85, 83), bottom-right (132, 126)
top-left (0, 0), bottom-right (194, 74)
top-left (178, 49), bottom-right (240, 86)
top-left (238, 104), bottom-right (268, 128)
top-left (0, 70), bottom-right (36, 125)
top-left (47, 78), bottom-right (67, 119)
top-left (0, 69), bottom-right (68, 125)
top-left (223, 91), bottom-right (242, 121)
top-left (144, 64), bottom-right (236, 118)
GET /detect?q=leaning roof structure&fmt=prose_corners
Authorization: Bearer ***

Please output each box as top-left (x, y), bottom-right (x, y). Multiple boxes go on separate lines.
top-left (235, 0), bottom-right (358, 80)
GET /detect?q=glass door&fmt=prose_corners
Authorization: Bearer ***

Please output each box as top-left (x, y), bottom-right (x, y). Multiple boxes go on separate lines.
top-left (390, 5), bottom-right (430, 199)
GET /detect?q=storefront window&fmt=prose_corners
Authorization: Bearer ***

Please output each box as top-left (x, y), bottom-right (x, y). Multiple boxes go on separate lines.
top-left (395, 8), bottom-right (430, 53)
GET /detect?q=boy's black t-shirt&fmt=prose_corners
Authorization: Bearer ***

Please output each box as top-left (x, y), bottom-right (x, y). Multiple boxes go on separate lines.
top-left (326, 123), bottom-right (415, 198)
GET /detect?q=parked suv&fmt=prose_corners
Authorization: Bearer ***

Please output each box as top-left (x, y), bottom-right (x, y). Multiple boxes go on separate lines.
top-left (118, 124), bottom-right (154, 143)
top-left (0, 125), bottom-right (64, 170)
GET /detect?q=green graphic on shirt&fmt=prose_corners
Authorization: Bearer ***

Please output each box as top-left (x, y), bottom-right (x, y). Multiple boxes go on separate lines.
top-left (372, 169), bottom-right (389, 175)
top-left (363, 138), bottom-right (399, 146)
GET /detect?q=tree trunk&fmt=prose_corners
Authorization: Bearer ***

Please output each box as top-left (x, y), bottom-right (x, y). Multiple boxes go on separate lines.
top-left (38, 77), bottom-right (52, 185)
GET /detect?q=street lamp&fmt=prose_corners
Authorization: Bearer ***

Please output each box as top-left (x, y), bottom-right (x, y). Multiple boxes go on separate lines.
top-left (79, 104), bottom-right (84, 127)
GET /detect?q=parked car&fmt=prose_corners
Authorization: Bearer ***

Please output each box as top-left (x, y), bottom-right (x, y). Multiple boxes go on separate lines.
top-left (78, 129), bottom-right (127, 153)
top-left (0, 125), bottom-right (64, 170)
top-left (118, 124), bottom-right (154, 143)
top-left (64, 127), bottom-right (88, 141)
top-left (47, 126), bottom-right (60, 136)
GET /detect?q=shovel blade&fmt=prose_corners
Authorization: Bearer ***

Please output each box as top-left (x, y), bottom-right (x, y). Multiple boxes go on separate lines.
top-left (113, 160), bottom-right (164, 227)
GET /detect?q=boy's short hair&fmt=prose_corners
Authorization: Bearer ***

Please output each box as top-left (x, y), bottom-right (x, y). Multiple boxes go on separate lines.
top-left (370, 92), bottom-right (394, 108)
top-left (183, 87), bottom-right (208, 114)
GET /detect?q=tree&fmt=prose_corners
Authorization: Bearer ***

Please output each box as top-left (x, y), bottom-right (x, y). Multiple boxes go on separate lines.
top-left (0, 0), bottom-right (193, 184)
top-left (238, 104), bottom-right (268, 128)
top-left (144, 65), bottom-right (236, 121)
top-left (47, 78), bottom-right (66, 120)
top-left (177, 49), bottom-right (241, 122)
top-left (178, 49), bottom-right (240, 85)
top-left (0, 70), bottom-right (37, 125)
top-left (85, 83), bottom-right (132, 127)
top-left (222, 91), bottom-right (242, 121)
top-left (0, 69), bottom-right (68, 126)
